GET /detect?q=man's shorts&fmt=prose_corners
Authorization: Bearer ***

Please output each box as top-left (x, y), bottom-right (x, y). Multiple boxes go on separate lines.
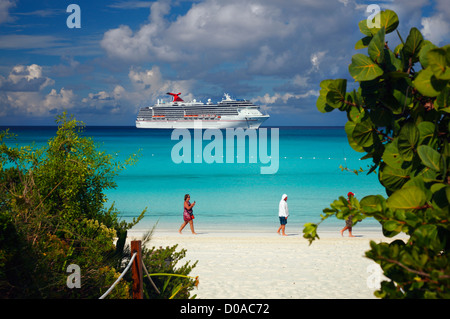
top-left (279, 217), bottom-right (287, 225)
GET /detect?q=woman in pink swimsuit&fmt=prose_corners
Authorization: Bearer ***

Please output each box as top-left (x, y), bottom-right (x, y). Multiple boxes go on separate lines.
top-left (178, 194), bottom-right (197, 234)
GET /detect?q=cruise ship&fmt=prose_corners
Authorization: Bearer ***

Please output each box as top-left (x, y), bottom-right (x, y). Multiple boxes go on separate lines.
top-left (136, 93), bottom-right (269, 129)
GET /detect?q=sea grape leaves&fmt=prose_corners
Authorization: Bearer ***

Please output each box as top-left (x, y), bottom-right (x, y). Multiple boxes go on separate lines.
top-left (379, 163), bottom-right (411, 192)
top-left (403, 27), bottom-right (424, 62)
top-left (427, 48), bottom-right (450, 80)
top-left (387, 186), bottom-right (427, 210)
top-left (349, 53), bottom-right (384, 82)
top-left (368, 27), bottom-right (386, 64)
top-left (325, 79), bottom-right (347, 109)
top-left (378, 10), bottom-right (399, 34)
top-left (316, 79), bottom-right (336, 113)
top-left (417, 145), bottom-right (442, 172)
top-left (397, 123), bottom-right (419, 162)
top-left (413, 67), bottom-right (447, 97)
top-left (352, 118), bottom-right (375, 148)
top-left (305, 9), bottom-right (450, 299)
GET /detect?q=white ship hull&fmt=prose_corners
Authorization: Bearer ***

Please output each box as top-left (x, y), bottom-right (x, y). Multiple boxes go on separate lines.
top-left (136, 115), bottom-right (269, 129)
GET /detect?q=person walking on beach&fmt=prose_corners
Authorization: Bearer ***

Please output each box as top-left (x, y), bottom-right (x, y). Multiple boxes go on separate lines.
top-left (179, 194), bottom-right (197, 235)
top-left (340, 192), bottom-right (355, 237)
top-left (277, 194), bottom-right (289, 236)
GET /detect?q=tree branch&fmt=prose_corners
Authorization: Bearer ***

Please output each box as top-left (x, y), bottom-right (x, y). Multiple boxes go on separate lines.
top-left (379, 256), bottom-right (450, 280)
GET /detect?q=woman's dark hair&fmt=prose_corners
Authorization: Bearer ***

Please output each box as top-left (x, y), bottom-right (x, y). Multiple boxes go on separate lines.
top-left (184, 194), bottom-right (190, 201)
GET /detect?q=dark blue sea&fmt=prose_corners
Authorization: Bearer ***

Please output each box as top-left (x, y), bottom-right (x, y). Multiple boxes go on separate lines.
top-left (2, 126), bottom-right (384, 232)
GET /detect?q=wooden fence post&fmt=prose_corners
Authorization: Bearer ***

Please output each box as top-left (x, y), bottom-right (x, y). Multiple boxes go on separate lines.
top-left (131, 240), bottom-right (143, 299)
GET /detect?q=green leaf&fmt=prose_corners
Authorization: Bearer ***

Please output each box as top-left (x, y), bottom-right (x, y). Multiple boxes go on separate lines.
top-left (379, 163), bottom-right (410, 191)
top-left (352, 119), bottom-right (374, 148)
top-left (379, 10), bottom-right (399, 34)
top-left (417, 121), bottom-right (436, 146)
top-left (384, 50), bottom-right (403, 72)
top-left (358, 19), bottom-right (372, 37)
top-left (355, 36), bottom-right (372, 50)
top-left (345, 121), bottom-right (365, 152)
top-left (384, 220), bottom-right (401, 232)
top-left (370, 107), bottom-right (392, 127)
top-left (417, 145), bottom-right (442, 172)
top-left (325, 79), bottom-right (347, 109)
top-left (349, 53), bottom-right (384, 82)
top-left (382, 139), bottom-right (404, 169)
top-left (394, 43), bottom-right (403, 56)
top-left (431, 183), bottom-right (449, 209)
top-left (403, 27), bottom-right (424, 62)
top-left (360, 195), bottom-right (385, 214)
top-left (368, 27), bottom-right (386, 64)
top-left (387, 186), bottom-right (427, 210)
top-left (366, 10), bottom-right (399, 35)
top-left (392, 86), bottom-right (412, 114)
top-left (347, 103), bottom-right (365, 123)
top-left (419, 42), bottom-right (438, 69)
top-left (435, 86), bottom-right (450, 113)
top-left (413, 67), bottom-right (447, 97)
top-left (427, 48), bottom-right (450, 80)
top-left (316, 80), bottom-right (336, 113)
top-left (397, 123), bottom-right (419, 161)
top-left (413, 225), bottom-right (439, 250)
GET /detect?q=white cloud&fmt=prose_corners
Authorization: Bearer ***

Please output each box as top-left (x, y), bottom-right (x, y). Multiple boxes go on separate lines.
top-left (108, 1), bottom-right (153, 9)
top-left (81, 65), bottom-right (194, 114)
top-left (248, 45), bottom-right (293, 75)
top-left (82, 87), bottom-right (124, 114)
top-left (43, 88), bottom-right (75, 110)
top-left (254, 90), bottom-right (319, 104)
top-left (167, 1), bottom-right (293, 49)
top-left (0, 35), bottom-right (65, 50)
top-left (2, 88), bottom-right (75, 116)
top-left (101, 1), bottom-right (176, 62)
top-left (0, 64), bottom-right (75, 116)
top-left (252, 90), bottom-right (319, 114)
top-left (292, 75), bottom-right (309, 88)
top-left (310, 51), bottom-right (327, 71)
top-left (101, 0), bottom-right (358, 82)
top-left (128, 65), bottom-right (194, 100)
top-left (0, 0), bottom-right (16, 24)
top-left (1, 64), bottom-right (54, 92)
top-left (101, 0), bottom-right (307, 66)
top-left (421, 14), bottom-right (450, 45)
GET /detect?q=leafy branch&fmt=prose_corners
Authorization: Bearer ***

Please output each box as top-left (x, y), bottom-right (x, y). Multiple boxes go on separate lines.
top-left (304, 9), bottom-right (450, 299)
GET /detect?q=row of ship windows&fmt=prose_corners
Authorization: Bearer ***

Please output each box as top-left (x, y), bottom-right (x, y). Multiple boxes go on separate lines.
top-left (138, 112), bottom-right (239, 116)
top-left (138, 117), bottom-right (219, 121)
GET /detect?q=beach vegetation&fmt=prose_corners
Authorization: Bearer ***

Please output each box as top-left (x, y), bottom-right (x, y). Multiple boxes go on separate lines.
top-left (0, 113), bottom-right (198, 299)
top-left (303, 9), bottom-right (449, 298)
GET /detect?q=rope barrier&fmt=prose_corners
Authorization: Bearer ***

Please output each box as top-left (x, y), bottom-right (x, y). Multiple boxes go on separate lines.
top-left (142, 261), bottom-right (161, 295)
top-left (99, 252), bottom-right (137, 299)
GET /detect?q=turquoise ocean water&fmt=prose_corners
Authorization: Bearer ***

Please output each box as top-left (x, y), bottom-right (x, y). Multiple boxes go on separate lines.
top-left (2, 126), bottom-right (385, 233)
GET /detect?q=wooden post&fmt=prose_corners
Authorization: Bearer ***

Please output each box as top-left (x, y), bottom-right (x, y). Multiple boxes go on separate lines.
top-left (131, 240), bottom-right (143, 299)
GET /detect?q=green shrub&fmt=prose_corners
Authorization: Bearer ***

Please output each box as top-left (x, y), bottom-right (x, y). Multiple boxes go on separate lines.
top-left (303, 10), bottom-right (449, 298)
top-left (0, 113), bottom-right (197, 298)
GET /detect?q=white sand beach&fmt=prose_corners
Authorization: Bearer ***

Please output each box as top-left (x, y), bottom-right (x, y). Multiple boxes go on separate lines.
top-left (128, 228), bottom-right (407, 299)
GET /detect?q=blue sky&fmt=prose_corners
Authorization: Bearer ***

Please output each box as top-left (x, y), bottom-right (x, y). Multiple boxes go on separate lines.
top-left (0, 0), bottom-right (449, 126)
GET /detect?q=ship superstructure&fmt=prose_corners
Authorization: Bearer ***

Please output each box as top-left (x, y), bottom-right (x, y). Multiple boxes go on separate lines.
top-left (136, 93), bottom-right (269, 129)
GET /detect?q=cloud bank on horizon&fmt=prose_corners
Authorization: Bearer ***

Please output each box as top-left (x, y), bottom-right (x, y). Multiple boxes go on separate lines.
top-left (0, 0), bottom-right (449, 126)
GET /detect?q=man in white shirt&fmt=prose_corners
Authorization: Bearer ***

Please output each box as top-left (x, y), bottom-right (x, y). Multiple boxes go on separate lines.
top-left (277, 194), bottom-right (289, 236)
